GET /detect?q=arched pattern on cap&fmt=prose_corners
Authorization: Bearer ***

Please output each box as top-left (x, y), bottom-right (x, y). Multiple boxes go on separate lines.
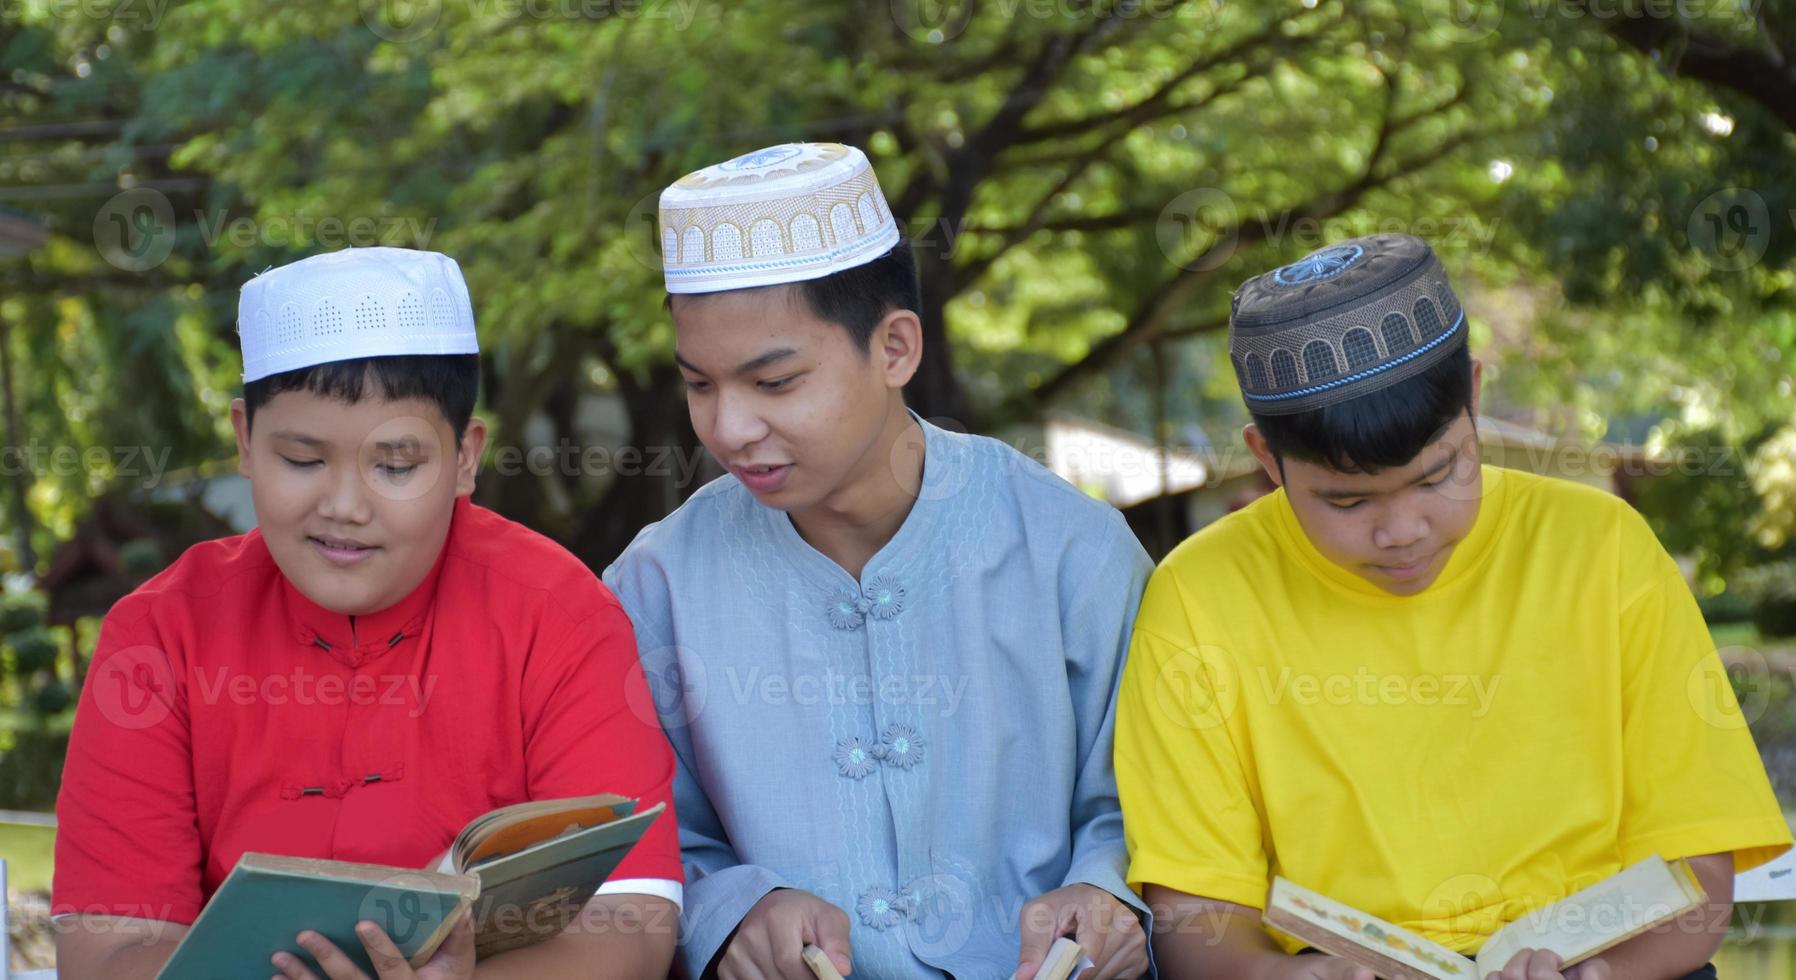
top-left (749, 220), bottom-right (782, 257)
top-left (1244, 353), bottom-right (1268, 391)
top-left (315, 299), bottom-right (343, 336)
top-left (1302, 340), bottom-right (1338, 383)
top-left (1342, 328), bottom-right (1379, 370)
top-left (279, 304), bottom-right (302, 346)
top-left (1414, 297), bottom-right (1444, 340)
top-left (396, 294), bottom-right (424, 333)
top-left (791, 214), bottom-right (822, 251)
top-left (1382, 312), bottom-right (1414, 355)
top-left (712, 223), bottom-right (743, 262)
top-left (1270, 349), bottom-right (1298, 391)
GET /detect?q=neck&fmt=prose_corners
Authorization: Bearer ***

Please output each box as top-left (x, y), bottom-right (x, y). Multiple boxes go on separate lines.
top-left (790, 405), bottom-right (924, 580)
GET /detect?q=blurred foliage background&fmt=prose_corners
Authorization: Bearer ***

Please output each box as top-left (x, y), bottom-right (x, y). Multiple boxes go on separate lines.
top-left (0, 0), bottom-right (1792, 816)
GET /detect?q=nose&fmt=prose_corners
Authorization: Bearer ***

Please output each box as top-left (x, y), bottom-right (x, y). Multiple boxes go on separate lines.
top-left (316, 464), bottom-right (374, 526)
top-left (708, 387), bottom-right (770, 455)
top-left (1372, 505), bottom-right (1428, 552)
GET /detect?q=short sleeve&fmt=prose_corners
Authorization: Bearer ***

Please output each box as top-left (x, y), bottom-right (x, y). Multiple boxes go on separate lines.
top-left (52, 597), bottom-right (204, 925)
top-left (1115, 570), bottom-right (1270, 909)
top-left (1616, 520), bottom-right (1792, 873)
top-left (521, 589), bottom-right (684, 885)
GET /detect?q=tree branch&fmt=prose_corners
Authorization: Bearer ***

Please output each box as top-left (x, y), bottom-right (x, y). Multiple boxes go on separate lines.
top-left (1602, 15), bottom-right (1796, 133)
top-left (1012, 3), bottom-right (1333, 146)
top-left (987, 109), bottom-right (1492, 426)
top-left (948, 48), bottom-right (1300, 285)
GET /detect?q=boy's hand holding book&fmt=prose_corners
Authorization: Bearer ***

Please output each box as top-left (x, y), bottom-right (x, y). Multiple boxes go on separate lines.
top-left (721, 888), bottom-right (853, 980)
top-left (1483, 949), bottom-right (1610, 980)
top-left (273, 912), bottom-right (477, 980)
top-left (1016, 882), bottom-right (1147, 979)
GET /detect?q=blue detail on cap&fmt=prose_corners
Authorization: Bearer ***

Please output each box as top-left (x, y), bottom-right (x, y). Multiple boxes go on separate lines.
top-left (1244, 310), bottom-right (1464, 403)
top-left (1272, 243), bottom-right (1365, 286)
top-left (718, 145), bottom-right (804, 172)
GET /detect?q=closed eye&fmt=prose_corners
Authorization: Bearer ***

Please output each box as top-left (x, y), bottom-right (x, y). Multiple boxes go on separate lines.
top-left (280, 456), bottom-right (322, 470)
top-left (758, 374), bottom-right (800, 392)
top-left (682, 378), bottom-right (712, 394)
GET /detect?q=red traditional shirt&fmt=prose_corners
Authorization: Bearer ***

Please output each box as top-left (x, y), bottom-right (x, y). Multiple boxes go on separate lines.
top-left (53, 497), bottom-right (682, 925)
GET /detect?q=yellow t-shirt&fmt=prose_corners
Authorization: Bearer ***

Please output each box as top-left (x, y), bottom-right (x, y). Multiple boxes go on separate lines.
top-left (1117, 465), bottom-right (1791, 953)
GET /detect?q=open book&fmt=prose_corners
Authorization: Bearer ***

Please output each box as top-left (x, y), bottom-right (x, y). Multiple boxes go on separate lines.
top-left (155, 794), bottom-right (664, 978)
top-left (1262, 855), bottom-right (1706, 980)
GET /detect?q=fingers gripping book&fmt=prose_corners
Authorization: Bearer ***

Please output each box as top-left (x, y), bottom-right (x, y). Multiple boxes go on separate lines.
top-left (1261, 856), bottom-right (1707, 980)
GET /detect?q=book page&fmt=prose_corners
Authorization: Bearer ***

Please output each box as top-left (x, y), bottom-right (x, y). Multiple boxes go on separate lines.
top-left (456, 795), bottom-right (635, 866)
top-left (1734, 845), bottom-right (1796, 902)
top-left (1474, 857), bottom-right (1705, 973)
top-left (1265, 878), bottom-right (1477, 980)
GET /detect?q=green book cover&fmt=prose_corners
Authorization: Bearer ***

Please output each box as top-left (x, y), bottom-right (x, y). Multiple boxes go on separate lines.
top-left (464, 802), bottom-right (666, 957)
top-left (155, 853), bottom-right (477, 980)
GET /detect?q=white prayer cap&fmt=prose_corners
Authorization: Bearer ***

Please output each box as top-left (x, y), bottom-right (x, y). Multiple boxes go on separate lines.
top-left (237, 246), bottom-right (479, 383)
top-left (658, 142), bottom-right (901, 295)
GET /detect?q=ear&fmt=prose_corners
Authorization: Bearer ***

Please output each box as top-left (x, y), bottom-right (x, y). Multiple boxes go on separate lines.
top-left (1242, 423), bottom-right (1283, 489)
top-left (453, 415), bottom-right (488, 498)
top-left (231, 399), bottom-right (253, 479)
top-left (872, 308), bottom-right (923, 390)
top-left (1469, 357), bottom-right (1484, 418)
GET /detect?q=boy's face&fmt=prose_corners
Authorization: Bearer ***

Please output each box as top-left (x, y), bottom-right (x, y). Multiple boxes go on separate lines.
top-left (1246, 410), bottom-right (1484, 597)
top-left (230, 387), bottom-right (486, 616)
top-left (670, 285), bottom-right (918, 514)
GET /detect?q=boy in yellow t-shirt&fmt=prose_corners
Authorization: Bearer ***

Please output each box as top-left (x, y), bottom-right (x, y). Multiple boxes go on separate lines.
top-left (1116, 234), bottom-right (1791, 980)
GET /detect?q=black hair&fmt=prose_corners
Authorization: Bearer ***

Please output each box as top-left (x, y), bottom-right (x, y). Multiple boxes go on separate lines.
top-left (242, 355), bottom-right (481, 443)
top-left (794, 240), bottom-right (920, 352)
top-left (1251, 343), bottom-right (1473, 473)
top-left (667, 240), bottom-right (921, 354)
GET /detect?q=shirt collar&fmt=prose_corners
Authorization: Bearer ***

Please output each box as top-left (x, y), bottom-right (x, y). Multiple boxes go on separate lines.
top-left (275, 497), bottom-right (464, 666)
top-left (762, 410), bottom-right (953, 588)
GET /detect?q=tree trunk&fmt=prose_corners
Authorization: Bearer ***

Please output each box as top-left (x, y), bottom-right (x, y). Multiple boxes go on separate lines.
top-left (0, 316), bottom-right (37, 573)
top-left (908, 249), bottom-right (974, 426)
top-left (565, 365), bottom-right (704, 572)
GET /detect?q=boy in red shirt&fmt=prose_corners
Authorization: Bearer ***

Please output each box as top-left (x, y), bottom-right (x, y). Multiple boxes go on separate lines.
top-left (51, 247), bottom-right (682, 979)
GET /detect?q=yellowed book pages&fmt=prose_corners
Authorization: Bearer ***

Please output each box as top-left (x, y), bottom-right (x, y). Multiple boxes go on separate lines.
top-left (1472, 856), bottom-right (1706, 974)
top-left (1264, 877), bottom-right (1475, 980)
top-left (802, 944), bottom-right (845, 980)
top-left (1264, 855), bottom-right (1707, 980)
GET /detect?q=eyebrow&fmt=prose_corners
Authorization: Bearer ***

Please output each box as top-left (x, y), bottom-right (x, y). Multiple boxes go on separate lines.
top-left (269, 430), bottom-right (325, 448)
top-left (268, 431), bottom-right (427, 454)
top-left (1314, 446), bottom-right (1460, 501)
top-left (374, 436), bottom-right (426, 454)
top-left (674, 347), bottom-right (798, 377)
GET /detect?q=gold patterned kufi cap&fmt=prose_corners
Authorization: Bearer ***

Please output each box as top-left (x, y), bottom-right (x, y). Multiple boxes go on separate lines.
top-left (658, 142), bottom-right (901, 294)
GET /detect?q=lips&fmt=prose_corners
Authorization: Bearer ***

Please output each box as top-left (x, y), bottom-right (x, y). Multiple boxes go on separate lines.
top-left (1376, 550), bottom-right (1438, 580)
top-left (733, 463), bottom-right (793, 494)
top-left (310, 535), bottom-right (379, 567)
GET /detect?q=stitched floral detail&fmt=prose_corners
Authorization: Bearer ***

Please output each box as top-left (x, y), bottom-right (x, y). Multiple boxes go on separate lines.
top-left (833, 736), bottom-right (878, 779)
top-left (874, 723), bottom-right (926, 769)
top-left (827, 590), bottom-right (869, 630)
top-left (863, 576), bottom-right (906, 621)
top-left (856, 886), bottom-right (909, 930)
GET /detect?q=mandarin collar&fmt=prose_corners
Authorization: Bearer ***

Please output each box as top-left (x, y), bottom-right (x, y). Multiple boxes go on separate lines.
top-left (274, 497), bottom-right (464, 667)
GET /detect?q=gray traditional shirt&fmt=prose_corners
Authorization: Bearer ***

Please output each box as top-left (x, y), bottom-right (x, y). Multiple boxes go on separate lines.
top-left (604, 417), bottom-right (1152, 978)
